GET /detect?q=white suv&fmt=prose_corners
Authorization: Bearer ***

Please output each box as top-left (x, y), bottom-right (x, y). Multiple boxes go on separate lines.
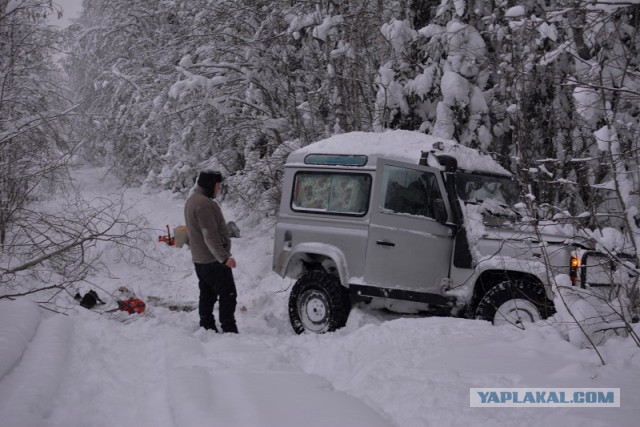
top-left (273, 130), bottom-right (629, 334)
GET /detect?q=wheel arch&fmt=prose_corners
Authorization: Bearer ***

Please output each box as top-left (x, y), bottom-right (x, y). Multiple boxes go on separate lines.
top-left (283, 243), bottom-right (349, 287)
top-left (470, 270), bottom-right (544, 312)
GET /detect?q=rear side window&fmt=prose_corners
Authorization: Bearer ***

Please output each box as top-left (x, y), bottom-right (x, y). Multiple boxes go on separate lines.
top-left (292, 172), bottom-right (371, 215)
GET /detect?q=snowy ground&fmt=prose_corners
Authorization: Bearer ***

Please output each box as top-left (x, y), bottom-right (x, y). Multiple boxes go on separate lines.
top-left (1, 166), bottom-right (639, 427)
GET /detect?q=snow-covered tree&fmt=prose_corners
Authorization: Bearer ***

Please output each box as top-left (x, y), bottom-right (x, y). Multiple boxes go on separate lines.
top-left (571, 3), bottom-right (640, 312)
top-left (374, 2), bottom-right (492, 149)
top-left (67, 0), bottom-right (396, 213)
top-left (502, 1), bottom-right (640, 345)
top-left (65, 0), bottom-right (639, 230)
top-left (0, 1), bottom-right (150, 304)
top-left (0, 0), bottom-right (70, 247)
top-left (64, 0), bottom-right (186, 184)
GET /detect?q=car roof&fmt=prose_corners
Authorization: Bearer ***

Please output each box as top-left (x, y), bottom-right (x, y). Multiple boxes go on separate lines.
top-left (286, 130), bottom-right (510, 175)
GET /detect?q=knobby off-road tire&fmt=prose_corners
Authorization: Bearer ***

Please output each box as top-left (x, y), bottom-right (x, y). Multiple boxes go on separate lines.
top-left (475, 280), bottom-right (554, 328)
top-left (289, 271), bottom-right (351, 334)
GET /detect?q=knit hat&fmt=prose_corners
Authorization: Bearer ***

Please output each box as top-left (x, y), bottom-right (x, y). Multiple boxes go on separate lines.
top-left (197, 170), bottom-right (223, 189)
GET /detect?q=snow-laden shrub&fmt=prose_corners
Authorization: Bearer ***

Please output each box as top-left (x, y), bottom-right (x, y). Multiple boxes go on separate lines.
top-left (144, 162), bottom-right (199, 195)
top-left (551, 274), bottom-right (633, 348)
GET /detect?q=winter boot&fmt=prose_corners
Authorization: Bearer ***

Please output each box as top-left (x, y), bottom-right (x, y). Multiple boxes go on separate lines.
top-left (199, 317), bottom-right (218, 332)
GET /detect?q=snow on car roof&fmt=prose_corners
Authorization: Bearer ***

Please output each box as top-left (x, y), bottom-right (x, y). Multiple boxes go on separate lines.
top-left (287, 130), bottom-right (510, 175)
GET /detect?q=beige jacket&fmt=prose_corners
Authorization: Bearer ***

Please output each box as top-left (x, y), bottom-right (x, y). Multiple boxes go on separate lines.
top-left (184, 186), bottom-right (231, 264)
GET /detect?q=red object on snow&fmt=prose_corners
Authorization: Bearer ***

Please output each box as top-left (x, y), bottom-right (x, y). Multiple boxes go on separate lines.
top-left (158, 224), bottom-right (175, 246)
top-left (117, 298), bottom-right (146, 314)
top-left (158, 235), bottom-right (175, 245)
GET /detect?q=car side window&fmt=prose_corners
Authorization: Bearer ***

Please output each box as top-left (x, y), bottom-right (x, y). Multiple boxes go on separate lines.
top-left (380, 165), bottom-right (441, 219)
top-left (292, 172), bottom-right (371, 215)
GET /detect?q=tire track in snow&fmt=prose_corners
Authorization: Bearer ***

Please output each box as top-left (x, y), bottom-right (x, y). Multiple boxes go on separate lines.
top-left (46, 314), bottom-right (176, 427)
top-left (0, 307), bottom-right (72, 427)
top-left (0, 299), bottom-right (41, 380)
top-left (162, 331), bottom-right (394, 427)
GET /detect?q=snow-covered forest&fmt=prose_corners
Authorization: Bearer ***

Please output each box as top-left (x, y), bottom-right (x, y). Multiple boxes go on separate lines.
top-left (4, 0), bottom-right (638, 318)
top-left (57, 0), bottom-right (639, 217)
top-left (2, 0), bottom-right (638, 210)
top-left (2, 0), bottom-right (639, 331)
top-left (1, 0), bottom-right (640, 425)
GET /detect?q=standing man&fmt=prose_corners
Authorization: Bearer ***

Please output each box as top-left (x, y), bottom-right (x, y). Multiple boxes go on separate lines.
top-left (184, 170), bottom-right (238, 333)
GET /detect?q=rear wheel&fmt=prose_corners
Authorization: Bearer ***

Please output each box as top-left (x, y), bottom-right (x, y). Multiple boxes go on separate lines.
top-left (475, 280), bottom-right (553, 328)
top-left (289, 271), bottom-right (351, 334)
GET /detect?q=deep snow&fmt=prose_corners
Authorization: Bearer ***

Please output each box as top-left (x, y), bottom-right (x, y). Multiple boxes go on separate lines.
top-left (0, 165), bottom-right (639, 427)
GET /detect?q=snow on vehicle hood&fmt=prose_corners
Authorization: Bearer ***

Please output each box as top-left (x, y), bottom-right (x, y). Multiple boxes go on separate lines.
top-left (464, 202), bottom-right (583, 245)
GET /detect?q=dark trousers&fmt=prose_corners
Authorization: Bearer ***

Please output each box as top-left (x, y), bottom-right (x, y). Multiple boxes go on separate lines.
top-left (194, 262), bottom-right (238, 333)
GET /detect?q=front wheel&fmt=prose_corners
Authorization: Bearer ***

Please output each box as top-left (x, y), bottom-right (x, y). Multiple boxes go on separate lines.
top-left (289, 271), bottom-right (351, 334)
top-left (475, 280), bottom-right (554, 328)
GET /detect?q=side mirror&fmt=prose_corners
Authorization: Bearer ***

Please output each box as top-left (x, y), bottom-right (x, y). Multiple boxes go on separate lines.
top-left (434, 199), bottom-right (448, 224)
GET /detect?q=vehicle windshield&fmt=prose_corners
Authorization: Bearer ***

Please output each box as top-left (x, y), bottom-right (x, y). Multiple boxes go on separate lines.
top-left (455, 173), bottom-right (520, 208)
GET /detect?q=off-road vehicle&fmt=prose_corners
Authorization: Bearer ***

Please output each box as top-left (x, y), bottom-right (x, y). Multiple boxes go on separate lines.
top-left (273, 130), bottom-right (632, 334)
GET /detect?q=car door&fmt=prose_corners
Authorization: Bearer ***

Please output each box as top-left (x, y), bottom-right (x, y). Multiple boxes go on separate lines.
top-left (364, 159), bottom-right (454, 294)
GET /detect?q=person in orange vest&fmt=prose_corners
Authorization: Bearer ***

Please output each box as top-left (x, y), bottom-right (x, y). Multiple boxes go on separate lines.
top-left (184, 170), bottom-right (238, 333)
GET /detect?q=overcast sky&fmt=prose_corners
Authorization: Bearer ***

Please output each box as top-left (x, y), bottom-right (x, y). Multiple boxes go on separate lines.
top-left (51, 0), bottom-right (83, 27)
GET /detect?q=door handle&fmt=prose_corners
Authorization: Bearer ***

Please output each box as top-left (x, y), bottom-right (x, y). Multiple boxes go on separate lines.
top-left (376, 240), bottom-right (395, 247)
